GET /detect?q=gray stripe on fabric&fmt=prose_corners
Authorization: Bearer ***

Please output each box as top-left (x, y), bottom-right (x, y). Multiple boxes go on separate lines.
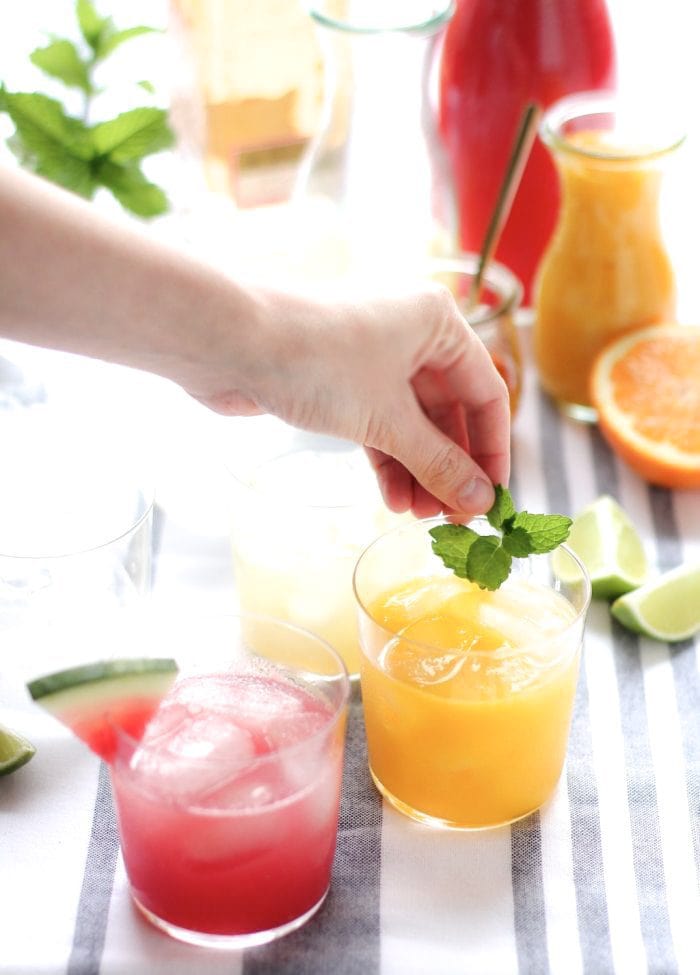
top-left (609, 618), bottom-right (678, 974)
top-left (668, 637), bottom-right (700, 892)
top-left (538, 394), bottom-right (614, 973)
top-left (565, 654), bottom-right (615, 973)
top-left (508, 466), bottom-right (549, 975)
top-left (588, 424), bottom-right (619, 498)
top-left (244, 686), bottom-right (382, 975)
top-left (647, 486), bottom-right (680, 573)
top-left (647, 487), bottom-right (700, 895)
top-left (66, 761), bottom-right (120, 975)
top-left (511, 812), bottom-right (549, 975)
top-left (589, 431), bottom-right (677, 973)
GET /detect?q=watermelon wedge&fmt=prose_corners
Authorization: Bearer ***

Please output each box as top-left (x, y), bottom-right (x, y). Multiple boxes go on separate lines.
top-left (27, 658), bottom-right (178, 763)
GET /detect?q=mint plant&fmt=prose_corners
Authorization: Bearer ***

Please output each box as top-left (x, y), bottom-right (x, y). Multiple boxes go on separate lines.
top-left (0, 0), bottom-right (174, 217)
top-left (429, 485), bottom-right (572, 591)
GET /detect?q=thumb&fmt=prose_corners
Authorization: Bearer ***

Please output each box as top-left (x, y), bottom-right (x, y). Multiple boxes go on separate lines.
top-left (378, 401), bottom-right (496, 515)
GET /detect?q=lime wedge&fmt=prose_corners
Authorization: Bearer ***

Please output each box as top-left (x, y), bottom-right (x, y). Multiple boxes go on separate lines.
top-left (611, 563), bottom-right (700, 642)
top-left (564, 495), bottom-right (649, 599)
top-left (0, 722), bottom-right (36, 776)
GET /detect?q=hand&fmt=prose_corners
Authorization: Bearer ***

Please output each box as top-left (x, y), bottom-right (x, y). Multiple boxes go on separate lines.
top-left (0, 165), bottom-right (509, 517)
top-left (187, 282), bottom-right (511, 518)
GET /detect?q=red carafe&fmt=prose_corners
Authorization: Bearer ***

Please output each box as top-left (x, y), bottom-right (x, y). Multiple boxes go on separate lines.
top-left (438, 0), bottom-right (616, 303)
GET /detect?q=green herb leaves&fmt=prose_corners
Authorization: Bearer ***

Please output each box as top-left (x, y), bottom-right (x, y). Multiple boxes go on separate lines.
top-left (429, 485), bottom-right (572, 591)
top-left (0, 1), bottom-right (172, 217)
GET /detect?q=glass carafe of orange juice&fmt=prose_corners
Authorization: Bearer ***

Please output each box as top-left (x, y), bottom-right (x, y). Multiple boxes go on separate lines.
top-left (533, 92), bottom-right (684, 421)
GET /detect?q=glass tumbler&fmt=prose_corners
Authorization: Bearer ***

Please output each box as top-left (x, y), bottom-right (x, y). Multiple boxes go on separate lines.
top-left (353, 515), bottom-right (591, 830)
top-left (109, 612), bottom-right (349, 948)
top-left (0, 407), bottom-right (154, 694)
top-left (227, 425), bottom-right (404, 679)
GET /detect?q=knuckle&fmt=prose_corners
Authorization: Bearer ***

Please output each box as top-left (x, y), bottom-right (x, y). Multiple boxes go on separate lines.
top-left (422, 442), bottom-right (465, 488)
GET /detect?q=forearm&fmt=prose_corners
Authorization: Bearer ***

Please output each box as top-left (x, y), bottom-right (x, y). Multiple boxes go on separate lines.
top-left (0, 165), bottom-right (264, 388)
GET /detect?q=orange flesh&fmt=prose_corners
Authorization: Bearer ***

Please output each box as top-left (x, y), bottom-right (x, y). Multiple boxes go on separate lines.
top-left (608, 335), bottom-right (700, 453)
top-left (592, 326), bottom-right (700, 487)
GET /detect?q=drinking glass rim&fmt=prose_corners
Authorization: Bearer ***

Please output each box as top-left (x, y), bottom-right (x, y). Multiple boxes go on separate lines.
top-left (540, 90), bottom-right (686, 163)
top-left (352, 514), bottom-right (592, 660)
top-left (110, 611), bottom-right (350, 769)
top-left (0, 486), bottom-right (155, 561)
top-left (427, 255), bottom-right (523, 325)
top-left (305, 0), bottom-right (455, 36)
top-left (225, 446), bottom-right (384, 513)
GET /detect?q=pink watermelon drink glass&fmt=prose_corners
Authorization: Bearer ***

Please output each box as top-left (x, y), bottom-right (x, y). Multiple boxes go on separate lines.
top-left (109, 615), bottom-right (349, 948)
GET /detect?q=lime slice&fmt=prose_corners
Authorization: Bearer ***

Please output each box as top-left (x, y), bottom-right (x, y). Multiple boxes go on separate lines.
top-left (611, 563), bottom-right (700, 642)
top-left (563, 495), bottom-right (649, 599)
top-left (0, 722), bottom-right (36, 776)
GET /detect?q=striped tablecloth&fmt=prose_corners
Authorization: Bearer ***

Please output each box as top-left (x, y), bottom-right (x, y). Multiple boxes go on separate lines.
top-left (2, 341), bottom-right (699, 975)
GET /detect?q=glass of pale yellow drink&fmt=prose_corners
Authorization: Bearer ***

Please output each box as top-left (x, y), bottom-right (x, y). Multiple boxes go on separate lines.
top-left (228, 426), bottom-right (404, 679)
top-left (353, 516), bottom-right (591, 830)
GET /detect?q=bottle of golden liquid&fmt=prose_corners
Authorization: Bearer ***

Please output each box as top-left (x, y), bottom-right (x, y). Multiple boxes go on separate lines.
top-left (534, 92), bottom-right (684, 421)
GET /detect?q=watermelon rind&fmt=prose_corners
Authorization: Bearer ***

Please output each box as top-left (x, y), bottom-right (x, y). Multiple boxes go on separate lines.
top-left (26, 658), bottom-right (179, 762)
top-left (27, 658), bottom-right (178, 703)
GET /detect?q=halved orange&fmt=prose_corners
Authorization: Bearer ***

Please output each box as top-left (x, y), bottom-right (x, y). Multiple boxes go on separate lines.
top-left (590, 324), bottom-right (700, 489)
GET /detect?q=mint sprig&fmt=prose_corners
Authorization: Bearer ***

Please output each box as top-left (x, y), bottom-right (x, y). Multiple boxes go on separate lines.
top-left (0, 0), bottom-right (173, 218)
top-left (429, 485), bottom-right (572, 591)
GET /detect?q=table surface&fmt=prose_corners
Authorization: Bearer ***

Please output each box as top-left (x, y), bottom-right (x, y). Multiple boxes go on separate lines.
top-left (1, 324), bottom-right (699, 975)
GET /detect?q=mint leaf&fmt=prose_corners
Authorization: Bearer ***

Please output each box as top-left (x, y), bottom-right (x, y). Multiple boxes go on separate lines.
top-left (428, 484), bottom-right (572, 590)
top-left (76, 0), bottom-right (108, 50)
top-left (2, 91), bottom-right (93, 161)
top-left (136, 80), bottom-right (156, 95)
top-left (2, 4), bottom-right (171, 220)
top-left (466, 537), bottom-right (512, 591)
top-left (35, 151), bottom-right (95, 198)
top-left (95, 160), bottom-right (168, 216)
top-left (510, 512), bottom-right (572, 554)
top-left (429, 523), bottom-right (479, 578)
top-left (486, 484), bottom-right (516, 530)
top-left (501, 526), bottom-right (534, 557)
top-left (30, 40), bottom-right (92, 93)
top-left (97, 26), bottom-right (159, 60)
top-left (91, 107), bottom-right (174, 162)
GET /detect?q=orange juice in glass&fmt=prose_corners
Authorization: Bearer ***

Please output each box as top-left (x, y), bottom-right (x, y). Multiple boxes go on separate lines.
top-left (534, 92), bottom-right (684, 421)
top-left (353, 516), bottom-right (590, 830)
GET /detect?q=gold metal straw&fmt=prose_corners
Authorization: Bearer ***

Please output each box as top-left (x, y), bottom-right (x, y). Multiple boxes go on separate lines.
top-left (466, 101), bottom-right (542, 311)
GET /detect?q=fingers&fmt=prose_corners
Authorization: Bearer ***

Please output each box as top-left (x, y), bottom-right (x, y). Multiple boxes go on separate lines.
top-left (364, 447), bottom-right (414, 512)
top-left (194, 390), bottom-right (265, 418)
top-left (419, 329), bottom-right (511, 490)
top-left (369, 396), bottom-right (498, 516)
top-left (365, 446), bottom-right (446, 517)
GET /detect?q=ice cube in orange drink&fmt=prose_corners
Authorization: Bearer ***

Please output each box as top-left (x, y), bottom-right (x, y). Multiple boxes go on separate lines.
top-left (359, 574), bottom-right (584, 829)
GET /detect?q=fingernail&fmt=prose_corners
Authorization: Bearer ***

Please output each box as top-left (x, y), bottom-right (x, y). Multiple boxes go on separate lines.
top-left (457, 477), bottom-right (493, 513)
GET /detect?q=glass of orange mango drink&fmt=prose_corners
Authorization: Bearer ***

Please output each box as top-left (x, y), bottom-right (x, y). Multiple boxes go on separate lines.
top-left (534, 91), bottom-right (685, 422)
top-left (353, 516), bottom-right (591, 830)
